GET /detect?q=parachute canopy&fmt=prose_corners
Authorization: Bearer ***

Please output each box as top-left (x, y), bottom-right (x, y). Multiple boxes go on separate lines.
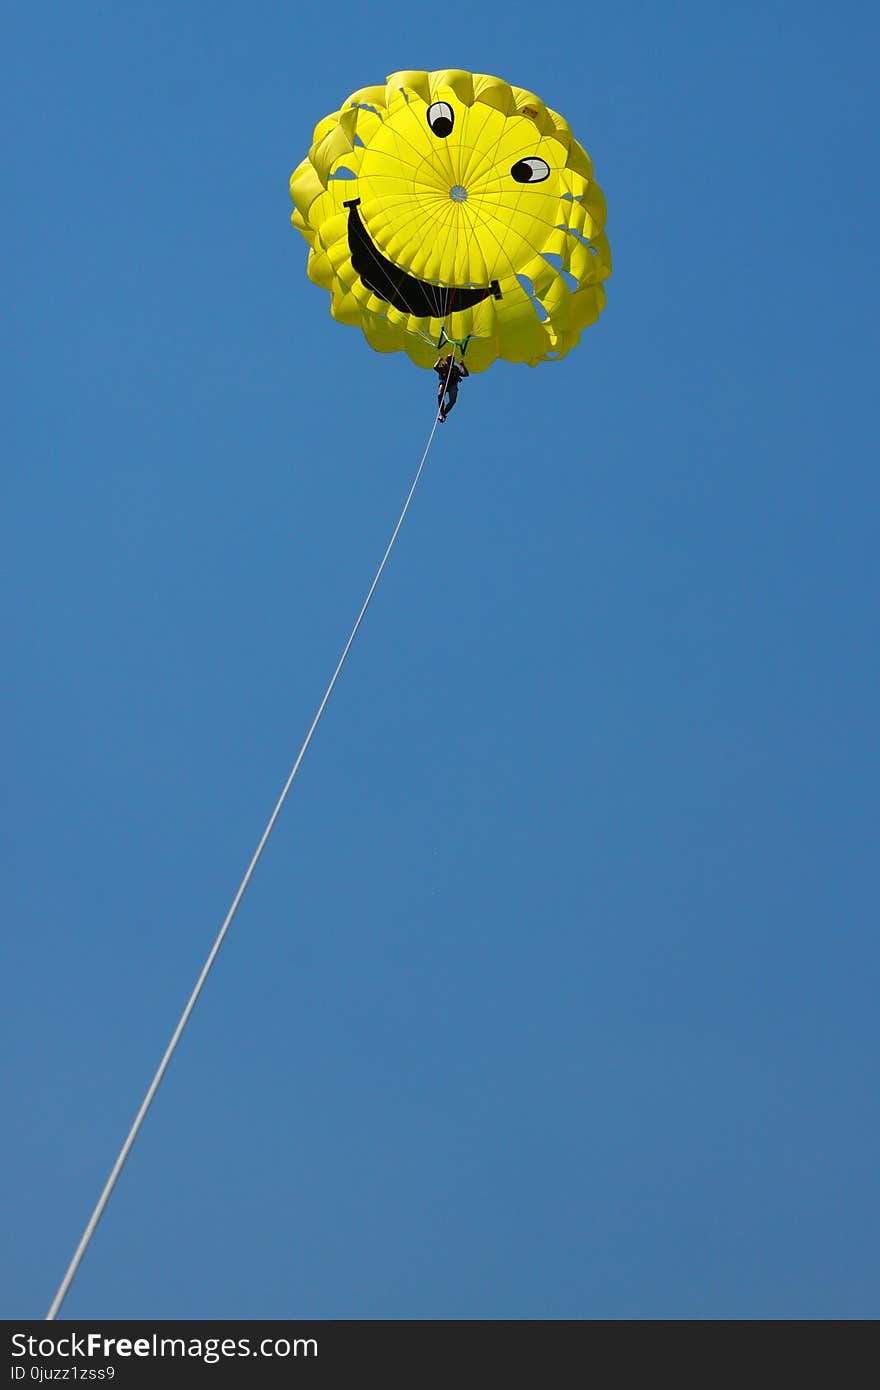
top-left (290, 69), bottom-right (611, 372)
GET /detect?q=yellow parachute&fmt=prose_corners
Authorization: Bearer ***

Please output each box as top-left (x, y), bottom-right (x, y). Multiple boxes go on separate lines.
top-left (290, 69), bottom-right (611, 373)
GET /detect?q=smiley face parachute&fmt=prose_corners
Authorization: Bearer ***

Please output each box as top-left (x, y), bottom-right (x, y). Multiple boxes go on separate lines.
top-left (289, 69), bottom-right (611, 373)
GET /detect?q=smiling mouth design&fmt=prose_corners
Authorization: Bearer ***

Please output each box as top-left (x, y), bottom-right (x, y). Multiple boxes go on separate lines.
top-left (344, 199), bottom-right (502, 319)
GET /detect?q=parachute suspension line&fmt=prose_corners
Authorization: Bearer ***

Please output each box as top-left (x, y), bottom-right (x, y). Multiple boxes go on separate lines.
top-left (435, 206), bottom-right (484, 360)
top-left (44, 379), bottom-right (454, 1322)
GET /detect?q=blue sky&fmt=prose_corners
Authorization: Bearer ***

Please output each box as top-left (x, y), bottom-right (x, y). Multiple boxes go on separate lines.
top-left (2, 1), bottom-right (878, 1319)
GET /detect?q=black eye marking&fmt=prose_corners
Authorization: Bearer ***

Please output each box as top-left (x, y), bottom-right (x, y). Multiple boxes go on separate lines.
top-left (427, 101), bottom-right (454, 138)
top-left (511, 157), bottom-right (550, 184)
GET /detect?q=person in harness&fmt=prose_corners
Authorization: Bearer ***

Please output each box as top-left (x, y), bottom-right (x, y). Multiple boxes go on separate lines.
top-left (434, 354), bottom-right (469, 422)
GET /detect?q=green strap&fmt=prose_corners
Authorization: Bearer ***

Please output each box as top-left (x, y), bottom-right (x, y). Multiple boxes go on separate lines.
top-left (436, 327), bottom-right (473, 358)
